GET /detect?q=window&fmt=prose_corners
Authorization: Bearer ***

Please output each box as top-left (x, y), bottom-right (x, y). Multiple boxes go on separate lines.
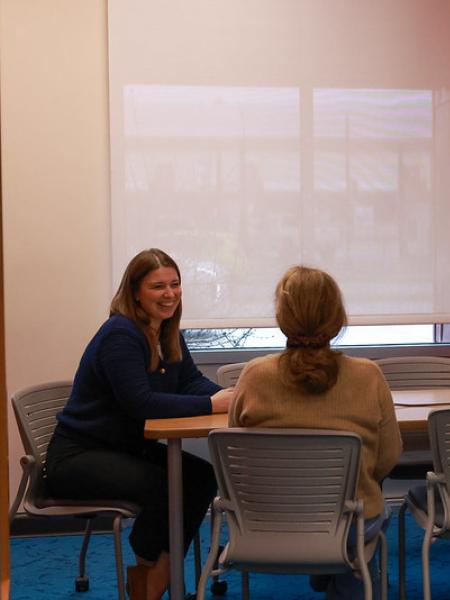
top-left (183, 324), bottom-right (436, 350)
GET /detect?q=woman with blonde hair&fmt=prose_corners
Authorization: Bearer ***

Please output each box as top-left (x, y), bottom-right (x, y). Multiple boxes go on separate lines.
top-left (46, 248), bottom-right (233, 600)
top-left (229, 265), bottom-right (402, 599)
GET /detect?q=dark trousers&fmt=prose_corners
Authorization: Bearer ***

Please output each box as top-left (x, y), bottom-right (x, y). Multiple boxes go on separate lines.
top-left (46, 436), bottom-right (217, 562)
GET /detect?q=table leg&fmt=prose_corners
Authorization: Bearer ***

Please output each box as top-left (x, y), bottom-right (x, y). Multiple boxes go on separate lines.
top-left (167, 438), bottom-right (184, 600)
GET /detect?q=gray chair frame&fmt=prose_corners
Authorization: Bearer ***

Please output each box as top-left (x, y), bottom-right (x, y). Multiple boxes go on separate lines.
top-left (197, 428), bottom-right (387, 600)
top-left (216, 362), bottom-right (247, 387)
top-left (8, 381), bottom-right (139, 600)
top-left (398, 408), bottom-right (450, 600)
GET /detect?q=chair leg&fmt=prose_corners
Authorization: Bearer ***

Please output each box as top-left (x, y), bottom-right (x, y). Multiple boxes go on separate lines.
top-left (421, 520), bottom-right (434, 600)
top-left (197, 508), bottom-right (223, 600)
top-left (112, 515), bottom-right (127, 600)
top-left (209, 507), bottom-right (228, 596)
top-left (8, 467), bottom-right (29, 524)
top-left (75, 519), bottom-right (93, 592)
top-left (193, 531), bottom-right (202, 587)
top-left (398, 502), bottom-right (407, 600)
top-left (355, 512), bottom-right (372, 600)
top-left (241, 571), bottom-right (250, 600)
top-left (378, 531), bottom-right (388, 600)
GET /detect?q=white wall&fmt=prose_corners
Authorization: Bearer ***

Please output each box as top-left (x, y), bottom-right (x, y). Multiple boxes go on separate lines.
top-left (0, 1), bottom-right (111, 502)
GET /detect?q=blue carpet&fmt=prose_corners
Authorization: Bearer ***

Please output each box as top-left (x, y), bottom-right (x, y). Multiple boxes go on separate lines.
top-left (9, 508), bottom-right (450, 599)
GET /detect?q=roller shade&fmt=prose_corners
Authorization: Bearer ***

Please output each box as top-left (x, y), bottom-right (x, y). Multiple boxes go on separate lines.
top-left (108, 0), bottom-right (450, 327)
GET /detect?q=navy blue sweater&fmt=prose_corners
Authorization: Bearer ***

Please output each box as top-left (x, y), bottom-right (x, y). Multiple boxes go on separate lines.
top-left (55, 315), bottom-right (221, 454)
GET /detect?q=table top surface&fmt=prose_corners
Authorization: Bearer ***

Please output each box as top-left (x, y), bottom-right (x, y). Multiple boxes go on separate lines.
top-left (392, 388), bottom-right (450, 431)
top-left (144, 387), bottom-right (450, 439)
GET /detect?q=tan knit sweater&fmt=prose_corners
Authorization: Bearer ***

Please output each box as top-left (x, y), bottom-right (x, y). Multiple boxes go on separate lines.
top-left (229, 353), bottom-right (402, 518)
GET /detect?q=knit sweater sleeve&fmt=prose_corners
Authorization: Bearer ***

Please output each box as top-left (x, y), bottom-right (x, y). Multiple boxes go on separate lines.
top-left (373, 369), bottom-right (403, 481)
top-left (228, 361), bottom-right (257, 427)
top-left (98, 328), bottom-right (214, 419)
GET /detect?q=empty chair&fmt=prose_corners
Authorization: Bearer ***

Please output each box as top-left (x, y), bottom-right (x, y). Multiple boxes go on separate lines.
top-left (216, 362), bottom-right (247, 387)
top-left (376, 356), bottom-right (450, 482)
top-left (398, 408), bottom-right (450, 600)
top-left (197, 428), bottom-right (388, 600)
top-left (376, 356), bottom-right (450, 389)
top-left (9, 381), bottom-right (140, 600)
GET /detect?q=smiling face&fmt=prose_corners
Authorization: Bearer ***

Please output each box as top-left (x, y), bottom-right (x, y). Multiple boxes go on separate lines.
top-left (135, 266), bottom-right (182, 330)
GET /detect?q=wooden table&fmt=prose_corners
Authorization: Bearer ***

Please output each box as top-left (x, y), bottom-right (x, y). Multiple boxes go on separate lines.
top-left (393, 388), bottom-right (450, 432)
top-left (144, 388), bottom-right (450, 600)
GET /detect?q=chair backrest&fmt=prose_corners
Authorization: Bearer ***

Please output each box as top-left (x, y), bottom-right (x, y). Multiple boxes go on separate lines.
top-left (208, 428), bottom-right (362, 572)
top-left (217, 362), bottom-right (247, 387)
top-left (428, 408), bottom-right (450, 519)
top-left (10, 381), bottom-right (141, 523)
top-left (11, 381), bottom-right (72, 471)
top-left (376, 356), bottom-right (450, 389)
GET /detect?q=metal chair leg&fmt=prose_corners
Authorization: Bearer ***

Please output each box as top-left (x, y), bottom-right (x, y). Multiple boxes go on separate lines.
top-left (378, 531), bottom-right (388, 600)
top-left (75, 519), bottom-right (93, 592)
top-left (209, 509), bottom-right (227, 596)
top-left (193, 531), bottom-right (202, 586)
top-left (421, 528), bottom-right (433, 600)
top-left (112, 515), bottom-right (127, 600)
top-left (421, 484), bottom-right (437, 600)
top-left (241, 571), bottom-right (250, 600)
top-left (197, 506), bottom-right (224, 600)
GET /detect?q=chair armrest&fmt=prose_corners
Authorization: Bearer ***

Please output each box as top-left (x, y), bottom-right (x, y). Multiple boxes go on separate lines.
top-left (343, 499), bottom-right (358, 514)
top-left (426, 470), bottom-right (450, 530)
top-left (8, 454), bottom-right (35, 523)
top-left (214, 496), bottom-right (233, 512)
top-left (426, 471), bottom-right (444, 484)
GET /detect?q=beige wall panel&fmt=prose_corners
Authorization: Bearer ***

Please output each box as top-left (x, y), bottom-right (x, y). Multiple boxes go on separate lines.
top-left (0, 0), bottom-right (110, 503)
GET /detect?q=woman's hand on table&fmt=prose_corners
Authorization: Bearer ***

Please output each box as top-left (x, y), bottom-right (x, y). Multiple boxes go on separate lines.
top-left (211, 388), bottom-right (235, 413)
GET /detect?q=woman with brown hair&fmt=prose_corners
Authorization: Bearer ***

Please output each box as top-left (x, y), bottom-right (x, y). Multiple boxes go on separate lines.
top-left (46, 248), bottom-right (233, 600)
top-left (229, 265), bottom-right (402, 599)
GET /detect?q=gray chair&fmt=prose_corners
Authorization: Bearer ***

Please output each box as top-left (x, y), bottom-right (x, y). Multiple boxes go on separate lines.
top-left (398, 408), bottom-right (450, 600)
top-left (8, 381), bottom-right (140, 600)
top-left (197, 428), bottom-right (388, 600)
top-left (216, 362), bottom-right (247, 387)
top-left (376, 356), bottom-right (450, 390)
top-left (376, 357), bottom-right (450, 482)
top-left (9, 381), bottom-right (204, 600)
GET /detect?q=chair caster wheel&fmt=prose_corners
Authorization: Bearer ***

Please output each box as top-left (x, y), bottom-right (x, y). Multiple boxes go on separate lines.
top-left (211, 580), bottom-right (228, 595)
top-left (75, 576), bottom-right (89, 592)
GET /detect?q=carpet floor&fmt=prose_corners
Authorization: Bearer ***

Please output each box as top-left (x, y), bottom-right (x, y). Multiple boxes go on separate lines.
top-left (9, 507), bottom-right (450, 599)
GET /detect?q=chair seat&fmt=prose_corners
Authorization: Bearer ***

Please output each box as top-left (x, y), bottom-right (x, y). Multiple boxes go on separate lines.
top-left (35, 494), bottom-right (140, 515)
top-left (30, 472), bottom-right (140, 515)
top-left (34, 498), bottom-right (140, 518)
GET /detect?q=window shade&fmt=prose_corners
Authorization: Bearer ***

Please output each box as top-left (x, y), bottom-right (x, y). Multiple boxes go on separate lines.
top-left (108, 0), bottom-right (450, 327)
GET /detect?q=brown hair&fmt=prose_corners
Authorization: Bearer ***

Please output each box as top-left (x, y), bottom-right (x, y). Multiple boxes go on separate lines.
top-left (275, 266), bottom-right (347, 394)
top-left (110, 248), bottom-right (182, 371)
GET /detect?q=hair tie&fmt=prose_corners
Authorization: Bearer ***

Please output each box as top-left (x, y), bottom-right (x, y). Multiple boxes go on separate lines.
top-left (286, 333), bottom-right (328, 349)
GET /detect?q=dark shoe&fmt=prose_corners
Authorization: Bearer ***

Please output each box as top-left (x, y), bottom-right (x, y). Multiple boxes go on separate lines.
top-left (126, 565), bottom-right (148, 600)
